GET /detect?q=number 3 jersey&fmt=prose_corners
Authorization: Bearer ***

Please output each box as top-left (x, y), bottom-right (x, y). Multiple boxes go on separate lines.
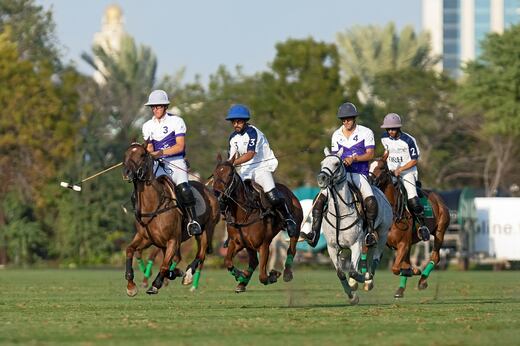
top-left (228, 124), bottom-right (278, 179)
top-left (381, 131), bottom-right (420, 172)
top-left (331, 124), bottom-right (375, 176)
top-left (142, 113), bottom-right (186, 158)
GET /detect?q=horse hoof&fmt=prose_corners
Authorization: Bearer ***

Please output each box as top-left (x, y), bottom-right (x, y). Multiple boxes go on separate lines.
top-left (348, 277), bottom-right (358, 291)
top-left (394, 287), bottom-right (405, 298)
top-left (235, 284), bottom-right (247, 293)
top-left (146, 286), bottom-right (159, 295)
top-left (349, 293), bottom-right (359, 305)
top-left (126, 286), bottom-right (138, 297)
top-left (283, 268), bottom-right (293, 282)
top-left (418, 279), bottom-right (428, 290)
top-left (363, 280), bottom-right (374, 291)
top-left (141, 280), bottom-right (148, 288)
top-left (182, 268), bottom-right (193, 286)
top-left (189, 286), bottom-right (197, 293)
top-left (268, 270), bottom-right (281, 283)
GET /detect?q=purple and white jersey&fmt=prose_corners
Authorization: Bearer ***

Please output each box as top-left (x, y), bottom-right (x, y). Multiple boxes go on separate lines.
top-left (229, 124), bottom-right (278, 179)
top-left (331, 124), bottom-right (375, 176)
top-left (142, 113), bottom-right (186, 158)
top-left (381, 131), bottom-right (420, 172)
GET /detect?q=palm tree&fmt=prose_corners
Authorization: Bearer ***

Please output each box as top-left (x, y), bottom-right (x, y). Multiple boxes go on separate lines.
top-left (336, 22), bottom-right (438, 102)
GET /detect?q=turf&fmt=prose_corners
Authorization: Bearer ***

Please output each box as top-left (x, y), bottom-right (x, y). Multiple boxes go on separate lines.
top-left (1, 268), bottom-right (519, 345)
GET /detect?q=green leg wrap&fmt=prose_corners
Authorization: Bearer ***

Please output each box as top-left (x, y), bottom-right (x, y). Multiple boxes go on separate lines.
top-left (144, 260), bottom-right (153, 278)
top-left (422, 261), bottom-right (435, 278)
top-left (285, 254), bottom-right (294, 268)
top-left (169, 261), bottom-right (178, 271)
top-left (399, 275), bottom-right (408, 288)
top-left (137, 258), bottom-right (146, 274)
top-left (360, 253), bottom-right (368, 274)
top-left (191, 269), bottom-right (201, 289)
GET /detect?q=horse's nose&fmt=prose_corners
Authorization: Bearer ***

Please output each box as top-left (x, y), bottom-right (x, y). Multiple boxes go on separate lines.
top-left (316, 172), bottom-right (330, 188)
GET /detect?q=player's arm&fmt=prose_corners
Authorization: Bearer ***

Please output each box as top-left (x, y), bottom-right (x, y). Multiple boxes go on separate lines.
top-left (344, 148), bottom-right (374, 166)
top-left (234, 128), bottom-right (257, 166)
top-left (234, 151), bottom-right (256, 166)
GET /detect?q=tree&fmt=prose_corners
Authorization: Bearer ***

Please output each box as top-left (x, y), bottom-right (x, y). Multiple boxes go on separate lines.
top-left (336, 22), bottom-right (437, 102)
top-left (457, 24), bottom-right (520, 196)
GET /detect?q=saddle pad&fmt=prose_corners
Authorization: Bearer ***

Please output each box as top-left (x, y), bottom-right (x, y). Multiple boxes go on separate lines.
top-left (191, 185), bottom-right (207, 217)
top-left (420, 196), bottom-right (434, 218)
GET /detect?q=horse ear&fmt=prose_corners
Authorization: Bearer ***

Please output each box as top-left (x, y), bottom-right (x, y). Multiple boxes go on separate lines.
top-left (216, 153), bottom-right (222, 164)
top-left (337, 147), bottom-right (344, 157)
top-left (324, 147), bottom-right (331, 156)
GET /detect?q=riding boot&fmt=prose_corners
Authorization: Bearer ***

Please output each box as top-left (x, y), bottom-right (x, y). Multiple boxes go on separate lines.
top-left (266, 188), bottom-right (298, 237)
top-left (175, 182), bottom-right (202, 236)
top-left (364, 196), bottom-right (379, 247)
top-left (300, 193), bottom-right (327, 247)
top-left (408, 197), bottom-right (430, 241)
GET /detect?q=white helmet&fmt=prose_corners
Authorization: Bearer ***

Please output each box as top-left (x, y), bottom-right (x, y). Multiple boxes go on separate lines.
top-left (144, 90), bottom-right (170, 106)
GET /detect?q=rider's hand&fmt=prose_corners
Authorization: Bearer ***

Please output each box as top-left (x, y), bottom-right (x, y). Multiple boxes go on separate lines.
top-left (343, 156), bottom-right (355, 166)
top-left (394, 168), bottom-right (401, 177)
top-left (150, 150), bottom-right (163, 159)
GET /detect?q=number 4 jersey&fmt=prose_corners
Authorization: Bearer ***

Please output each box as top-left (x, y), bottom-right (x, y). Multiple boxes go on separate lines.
top-left (228, 124), bottom-right (278, 179)
top-left (381, 131), bottom-right (420, 172)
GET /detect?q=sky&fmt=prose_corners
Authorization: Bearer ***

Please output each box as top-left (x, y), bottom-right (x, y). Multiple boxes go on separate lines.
top-left (36, 0), bottom-right (422, 84)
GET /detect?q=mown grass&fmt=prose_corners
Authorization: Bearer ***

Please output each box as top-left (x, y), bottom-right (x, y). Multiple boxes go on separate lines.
top-left (0, 268), bottom-right (519, 345)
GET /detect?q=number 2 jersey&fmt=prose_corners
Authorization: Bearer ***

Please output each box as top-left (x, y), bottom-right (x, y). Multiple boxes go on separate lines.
top-left (331, 124), bottom-right (375, 176)
top-left (381, 131), bottom-right (420, 172)
top-left (228, 124), bottom-right (278, 179)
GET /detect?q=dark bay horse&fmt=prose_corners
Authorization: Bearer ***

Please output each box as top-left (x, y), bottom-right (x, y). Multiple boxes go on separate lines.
top-left (212, 154), bottom-right (303, 293)
top-left (370, 158), bottom-right (450, 298)
top-left (123, 143), bottom-right (219, 296)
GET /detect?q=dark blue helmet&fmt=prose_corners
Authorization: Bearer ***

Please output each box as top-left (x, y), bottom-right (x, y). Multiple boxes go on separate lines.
top-left (226, 104), bottom-right (251, 120)
top-left (337, 102), bottom-right (359, 119)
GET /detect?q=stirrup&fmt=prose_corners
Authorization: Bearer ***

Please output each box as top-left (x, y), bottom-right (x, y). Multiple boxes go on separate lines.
top-left (418, 226), bottom-right (430, 241)
top-left (364, 232), bottom-right (378, 247)
top-left (187, 221), bottom-right (202, 236)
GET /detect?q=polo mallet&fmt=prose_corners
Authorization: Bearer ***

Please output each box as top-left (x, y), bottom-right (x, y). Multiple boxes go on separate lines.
top-left (60, 162), bottom-right (123, 192)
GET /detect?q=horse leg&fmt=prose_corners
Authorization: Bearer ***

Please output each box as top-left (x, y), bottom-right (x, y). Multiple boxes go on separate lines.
top-left (134, 248), bottom-right (147, 288)
top-left (125, 234), bottom-right (149, 297)
top-left (419, 222), bottom-right (446, 290)
top-left (327, 243), bottom-right (359, 305)
top-left (235, 248), bottom-right (259, 293)
top-left (147, 239), bottom-right (178, 295)
top-left (283, 233), bottom-right (297, 282)
top-left (141, 246), bottom-right (159, 288)
top-left (347, 241), bottom-right (365, 289)
top-left (393, 243), bottom-right (414, 298)
top-left (258, 242), bottom-right (280, 285)
top-left (224, 239), bottom-right (249, 291)
top-left (184, 233), bottom-right (208, 292)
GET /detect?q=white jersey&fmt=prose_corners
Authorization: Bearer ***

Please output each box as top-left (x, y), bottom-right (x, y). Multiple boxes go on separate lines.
top-left (142, 113), bottom-right (186, 158)
top-left (228, 124), bottom-right (278, 179)
top-left (381, 131), bottom-right (420, 172)
top-left (331, 124), bottom-right (375, 176)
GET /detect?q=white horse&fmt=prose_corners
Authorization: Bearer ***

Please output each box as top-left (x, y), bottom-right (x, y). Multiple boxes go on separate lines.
top-left (317, 148), bottom-right (392, 305)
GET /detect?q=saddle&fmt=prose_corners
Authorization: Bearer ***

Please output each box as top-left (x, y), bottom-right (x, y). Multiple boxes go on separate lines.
top-left (243, 179), bottom-right (273, 210)
top-left (345, 181), bottom-right (369, 224)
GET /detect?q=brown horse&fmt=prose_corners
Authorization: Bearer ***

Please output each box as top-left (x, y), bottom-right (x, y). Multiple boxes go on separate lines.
top-left (370, 158), bottom-right (450, 298)
top-left (212, 154), bottom-right (303, 293)
top-left (123, 143), bottom-right (219, 296)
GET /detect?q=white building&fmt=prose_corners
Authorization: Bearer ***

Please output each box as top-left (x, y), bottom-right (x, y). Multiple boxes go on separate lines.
top-left (422, 0), bottom-right (520, 76)
top-left (92, 4), bottom-right (126, 84)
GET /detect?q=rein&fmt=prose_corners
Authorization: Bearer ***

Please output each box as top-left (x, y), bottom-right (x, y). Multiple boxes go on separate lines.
top-left (321, 155), bottom-right (363, 249)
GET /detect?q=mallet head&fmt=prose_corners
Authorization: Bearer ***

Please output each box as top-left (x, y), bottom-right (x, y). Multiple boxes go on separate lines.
top-left (60, 182), bottom-right (82, 192)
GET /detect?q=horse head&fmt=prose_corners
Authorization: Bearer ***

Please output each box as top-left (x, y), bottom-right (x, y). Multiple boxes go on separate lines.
top-left (123, 142), bottom-right (154, 183)
top-left (368, 158), bottom-right (392, 190)
top-left (212, 153), bottom-right (239, 198)
top-left (317, 147), bottom-right (346, 188)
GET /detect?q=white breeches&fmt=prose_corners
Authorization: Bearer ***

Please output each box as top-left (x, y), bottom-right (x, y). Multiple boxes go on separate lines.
top-left (346, 173), bottom-right (374, 199)
top-left (249, 169), bottom-right (276, 192)
top-left (401, 170), bottom-right (418, 199)
top-left (154, 158), bottom-right (189, 185)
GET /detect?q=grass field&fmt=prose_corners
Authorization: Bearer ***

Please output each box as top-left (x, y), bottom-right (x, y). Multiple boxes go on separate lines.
top-left (1, 268), bottom-right (519, 345)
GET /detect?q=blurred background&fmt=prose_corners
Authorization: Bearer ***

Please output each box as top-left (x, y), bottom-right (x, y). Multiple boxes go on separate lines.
top-left (1, 0), bottom-right (519, 270)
